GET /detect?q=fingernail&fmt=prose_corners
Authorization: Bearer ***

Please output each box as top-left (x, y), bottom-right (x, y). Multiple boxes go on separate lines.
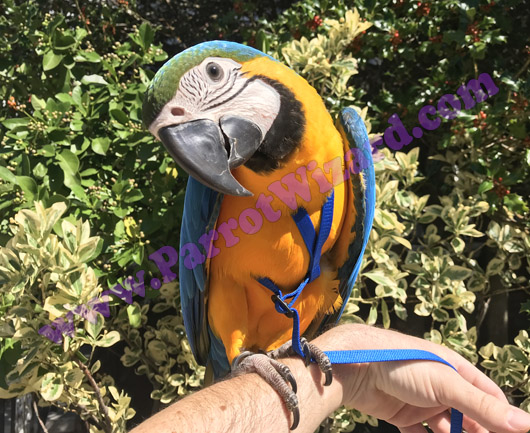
top-left (508, 408), bottom-right (530, 431)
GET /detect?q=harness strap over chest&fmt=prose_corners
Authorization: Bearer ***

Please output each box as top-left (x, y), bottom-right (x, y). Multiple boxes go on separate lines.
top-left (257, 190), bottom-right (334, 355)
top-left (256, 189), bottom-right (463, 433)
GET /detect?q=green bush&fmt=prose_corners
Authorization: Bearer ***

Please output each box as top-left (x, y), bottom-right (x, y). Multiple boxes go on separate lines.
top-left (1, 0), bottom-right (528, 431)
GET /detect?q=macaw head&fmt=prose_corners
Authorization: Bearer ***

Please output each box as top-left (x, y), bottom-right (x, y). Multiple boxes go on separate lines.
top-left (143, 41), bottom-right (308, 197)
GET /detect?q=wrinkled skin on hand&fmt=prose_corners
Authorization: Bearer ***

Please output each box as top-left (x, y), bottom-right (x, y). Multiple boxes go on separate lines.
top-left (311, 324), bottom-right (530, 433)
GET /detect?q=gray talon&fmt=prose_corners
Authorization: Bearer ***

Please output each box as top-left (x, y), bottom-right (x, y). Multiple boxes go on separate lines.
top-left (231, 350), bottom-right (253, 369)
top-left (290, 407), bottom-right (300, 430)
top-left (231, 352), bottom-right (301, 429)
top-left (324, 369), bottom-right (333, 386)
top-left (302, 342), bottom-right (312, 366)
top-left (285, 369), bottom-right (297, 394)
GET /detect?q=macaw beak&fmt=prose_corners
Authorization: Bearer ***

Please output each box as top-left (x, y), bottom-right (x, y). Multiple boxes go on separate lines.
top-left (158, 116), bottom-right (263, 197)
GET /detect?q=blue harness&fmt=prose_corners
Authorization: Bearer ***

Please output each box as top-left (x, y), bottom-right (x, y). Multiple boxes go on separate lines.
top-left (257, 190), bottom-right (463, 433)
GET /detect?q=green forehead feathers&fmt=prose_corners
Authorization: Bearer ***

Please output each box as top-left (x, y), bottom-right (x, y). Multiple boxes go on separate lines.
top-left (142, 41), bottom-right (274, 127)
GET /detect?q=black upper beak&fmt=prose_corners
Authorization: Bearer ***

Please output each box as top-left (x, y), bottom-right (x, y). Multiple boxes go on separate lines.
top-left (158, 116), bottom-right (263, 196)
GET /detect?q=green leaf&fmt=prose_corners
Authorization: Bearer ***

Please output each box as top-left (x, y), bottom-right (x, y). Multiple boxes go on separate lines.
top-left (81, 74), bottom-right (109, 86)
top-left (432, 308), bottom-right (450, 322)
top-left (54, 32), bottom-right (76, 50)
top-left (2, 118), bottom-right (30, 130)
top-left (486, 258), bottom-right (504, 276)
top-left (394, 302), bottom-right (408, 320)
top-left (113, 206), bottom-right (130, 218)
top-left (367, 302), bottom-right (378, 325)
top-left (90, 360), bottom-right (101, 374)
top-left (139, 23), bottom-right (154, 50)
top-left (76, 51), bottom-right (102, 63)
top-left (390, 235), bottom-right (411, 249)
top-left (30, 94), bottom-right (46, 110)
top-left (0, 166), bottom-right (16, 184)
top-left (123, 189), bottom-right (144, 203)
top-left (41, 372), bottom-right (64, 401)
top-left (444, 266), bottom-right (472, 281)
top-left (503, 240), bottom-right (524, 253)
top-left (440, 294), bottom-right (460, 309)
top-left (381, 298), bottom-right (390, 329)
top-left (86, 314), bottom-right (104, 340)
top-left (127, 304), bottom-right (142, 328)
top-left (479, 342), bottom-right (496, 359)
top-left (91, 137), bottom-right (111, 155)
top-left (42, 51), bottom-right (64, 71)
top-left (478, 181), bottom-right (493, 194)
top-left (64, 368), bottom-right (83, 388)
top-left (520, 301), bottom-right (530, 315)
top-left (503, 194), bottom-right (528, 213)
top-left (56, 150), bottom-right (79, 176)
top-left (110, 109), bottom-right (129, 124)
top-left (256, 29), bottom-right (270, 53)
top-left (33, 162), bottom-right (47, 178)
top-left (95, 331), bottom-right (120, 347)
top-left (450, 237), bottom-right (465, 254)
top-left (16, 176), bottom-right (38, 201)
top-left (80, 168), bottom-right (98, 177)
top-left (364, 270), bottom-right (398, 289)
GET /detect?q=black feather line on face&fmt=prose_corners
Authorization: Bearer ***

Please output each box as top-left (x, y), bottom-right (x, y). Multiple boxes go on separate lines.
top-left (204, 75), bottom-right (259, 111)
top-left (204, 68), bottom-right (240, 106)
top-left (244, 76), bottom-right (305, 174)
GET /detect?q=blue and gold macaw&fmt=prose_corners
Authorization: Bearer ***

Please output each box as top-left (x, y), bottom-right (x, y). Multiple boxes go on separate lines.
top-left (143, 41), bottom-right (375, 428)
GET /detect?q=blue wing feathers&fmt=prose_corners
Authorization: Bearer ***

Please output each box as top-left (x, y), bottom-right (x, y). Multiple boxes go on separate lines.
top-left (319, 108), bottom-right (375, 328)
top-left (179, 176), bottom-right (229, 373)
top-left (338, 107), bottom-right (376, 318)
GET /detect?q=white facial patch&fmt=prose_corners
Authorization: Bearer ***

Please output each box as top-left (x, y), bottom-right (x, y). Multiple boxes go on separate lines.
top-left (150, 57), bottom-right (281, 141)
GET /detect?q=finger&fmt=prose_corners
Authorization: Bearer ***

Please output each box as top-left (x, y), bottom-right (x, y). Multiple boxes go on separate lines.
top-left (462, 413), bottom-right (491, 433)
top-left (426, 410), bottom-right (489, 433)
top-left (426, 411), bottom-right (451, 433)
top-left (448, 354), bottom-right (509, 403)
top-left (437, 372), bottom-right (530, 433)
top-left (399, 424), bottom-right (427, 433)
top-left (417, 340), bottom-right (510, 406)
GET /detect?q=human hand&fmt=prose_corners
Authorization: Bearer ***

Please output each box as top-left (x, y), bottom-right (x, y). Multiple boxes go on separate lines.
top-left (311, 324), bottom-right (530, 433)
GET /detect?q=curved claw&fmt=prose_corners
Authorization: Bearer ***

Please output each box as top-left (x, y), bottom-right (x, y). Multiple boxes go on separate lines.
top-left (324, 369), bottom-right (333, 386)
top-left (290, 407), bottom-right (300, 430)
top-left (231, 350), bottom-right (254, 369)
top-left (302, 343), bottom-right (312, 367)
top-left (284, 368), bottom-right (297, 394)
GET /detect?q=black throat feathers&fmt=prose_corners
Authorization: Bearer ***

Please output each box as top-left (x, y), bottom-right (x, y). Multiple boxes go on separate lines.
top-left (244, 76), bottom-right (305, 173)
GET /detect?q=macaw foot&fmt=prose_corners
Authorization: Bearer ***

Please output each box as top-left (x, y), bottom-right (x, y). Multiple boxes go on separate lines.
top-left (231, 338), bottom-right (332, 430)
top-left (232, 351), bottom-right (300, 429)
top-left (269, 337), bottom-right (333, 386)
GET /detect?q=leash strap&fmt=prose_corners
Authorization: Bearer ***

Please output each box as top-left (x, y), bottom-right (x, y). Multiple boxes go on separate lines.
top-left (257, 191), bottom-right (463, 433)
top-left (326, 349), bottom-right (463, 433)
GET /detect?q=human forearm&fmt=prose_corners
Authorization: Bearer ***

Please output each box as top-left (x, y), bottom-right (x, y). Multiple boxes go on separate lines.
top-left (129, 354), bottom-right (345, 433)
top-left (130, 324), bottom-right (530, 433)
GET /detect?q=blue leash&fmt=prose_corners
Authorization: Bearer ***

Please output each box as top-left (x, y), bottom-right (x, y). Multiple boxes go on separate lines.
top-left (258, 190), bottom-right (463, 433)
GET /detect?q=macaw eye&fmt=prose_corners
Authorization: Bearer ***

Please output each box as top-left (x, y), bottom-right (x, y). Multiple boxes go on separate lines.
top-left (206, 62), bottom-right (223, 82)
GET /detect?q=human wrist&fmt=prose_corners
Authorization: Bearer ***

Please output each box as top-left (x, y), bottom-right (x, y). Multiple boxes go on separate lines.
top-left (309, 324), bottom-right (372, 408)
top-left (281, 355), bottom-right (343, 430)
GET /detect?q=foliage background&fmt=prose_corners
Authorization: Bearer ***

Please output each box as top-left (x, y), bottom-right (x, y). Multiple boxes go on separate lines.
top-left (0, 0), bottom-right (529, 431)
